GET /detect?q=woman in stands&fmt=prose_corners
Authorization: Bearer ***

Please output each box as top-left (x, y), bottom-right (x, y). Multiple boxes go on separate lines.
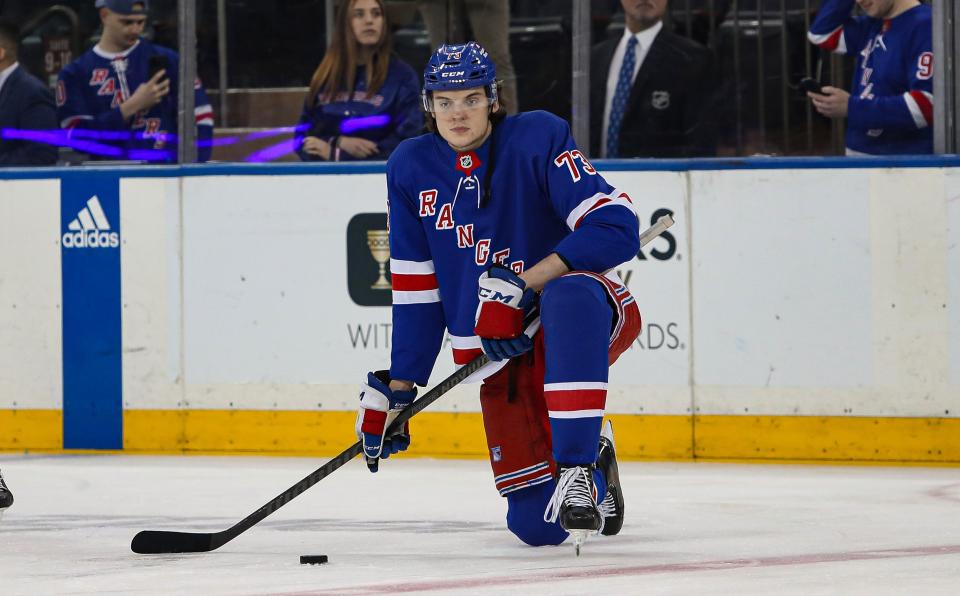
top-left (296, 0), bottom-right (421, 161)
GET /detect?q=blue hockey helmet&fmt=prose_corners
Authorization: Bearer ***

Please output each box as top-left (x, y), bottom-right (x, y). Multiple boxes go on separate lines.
top-left (422, 42), bottom-right (499, 112)
top-left (423, 42), bottom-right (496, 91)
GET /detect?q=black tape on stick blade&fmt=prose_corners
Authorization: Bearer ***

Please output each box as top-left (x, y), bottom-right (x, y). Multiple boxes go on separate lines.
top-left (300, 555), bottom-right (328, 565)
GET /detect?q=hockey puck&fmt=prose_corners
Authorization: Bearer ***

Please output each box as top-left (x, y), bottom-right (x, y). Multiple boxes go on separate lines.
top-left (300, 555), bottom-right (328, 565)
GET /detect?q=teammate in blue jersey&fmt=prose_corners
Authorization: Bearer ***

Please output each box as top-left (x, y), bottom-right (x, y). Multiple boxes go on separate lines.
top-left (354, 42), bottom-right (644, 554)
top-left (56, 0), bottom-right (214, 162)
top-left (807, 0), bottom-right (933, 155)
top-left (295, 0), bottom-right (421, 162)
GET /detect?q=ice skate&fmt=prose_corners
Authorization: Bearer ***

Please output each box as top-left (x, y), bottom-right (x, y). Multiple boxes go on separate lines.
top-left (544, 464), bottom-right (602, 556)
top-left (597, 420), bottom-right (624, 536)
top-left (0, 469), bottom-right (13, 520)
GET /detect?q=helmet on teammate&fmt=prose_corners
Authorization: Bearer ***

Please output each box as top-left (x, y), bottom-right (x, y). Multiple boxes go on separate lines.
top-left (421, 42), bottom-right (499, 113)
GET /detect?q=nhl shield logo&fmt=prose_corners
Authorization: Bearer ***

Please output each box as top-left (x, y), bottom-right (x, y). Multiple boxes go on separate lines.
top-left (459, 154), bottom-right (473, 169)
top-left (651, 90), bottom-right (671, 110)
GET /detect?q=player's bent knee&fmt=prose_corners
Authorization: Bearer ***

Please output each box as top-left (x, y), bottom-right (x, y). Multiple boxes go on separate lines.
top-left (505, 483), bottom-right (568, 546)
top-left (541, 275), bottom-right (610, 320)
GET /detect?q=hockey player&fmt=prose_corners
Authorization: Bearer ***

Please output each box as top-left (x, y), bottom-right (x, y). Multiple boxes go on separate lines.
top-left (0, 468), bottom-right (13, 517)
top-left (56, 0), bottom-right (214, 162)
top-left (354, 42), bottom-right (642, 553)
top-left (807, 0), bottom-right (933, 155)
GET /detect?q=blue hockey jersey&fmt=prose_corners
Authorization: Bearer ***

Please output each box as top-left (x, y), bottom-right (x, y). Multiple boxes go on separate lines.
top-left (295, 56), bottom-right (422, 161)
top-left (386, 111), bottom-right (641, 386)
top-left (56, 39), bottom-right (214, 162)
top-left (808, 0), bottom-right (933, 155)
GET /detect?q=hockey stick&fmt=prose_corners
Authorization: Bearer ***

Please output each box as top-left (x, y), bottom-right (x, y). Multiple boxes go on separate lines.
top-left (130, 213), bottom-right (675, 555)
top-left (639, 213), bottom-right (674, 247)
top-left (131, 354), bottom-right (490, 554)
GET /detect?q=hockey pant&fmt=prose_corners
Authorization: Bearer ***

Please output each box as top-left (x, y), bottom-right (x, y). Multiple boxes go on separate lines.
top-left (479, 271), bottom-right (641, 546)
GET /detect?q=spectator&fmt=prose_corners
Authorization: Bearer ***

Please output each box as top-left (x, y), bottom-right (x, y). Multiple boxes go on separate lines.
top-left (0, 20), bottom-right (58, 166)
top-left (418, 0), bottom-right (518, 113)
top-left (808, 0), bottom-right (933, 155)
top-left (590, 0), bottom-right (717, 158)
top-left (56, 0), bottom-right (214, 163)
top-left (297, 0), bottom-right (421, 161)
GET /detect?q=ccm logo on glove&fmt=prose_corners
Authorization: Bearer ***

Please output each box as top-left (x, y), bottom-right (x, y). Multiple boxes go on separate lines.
top-left (474, 265), bottom-right (538, 360)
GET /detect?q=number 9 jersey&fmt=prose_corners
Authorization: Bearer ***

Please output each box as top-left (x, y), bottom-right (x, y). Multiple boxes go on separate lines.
top-left (385, 110), bottom-right (641, 386)
top-left (808, 0), bottom-right (933, 155)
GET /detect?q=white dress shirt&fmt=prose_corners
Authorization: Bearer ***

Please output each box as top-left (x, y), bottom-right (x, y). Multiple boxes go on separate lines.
top-left (0, 61), bottom-right (20, 98)
top-left (601, 21), bottom-right (663, 157)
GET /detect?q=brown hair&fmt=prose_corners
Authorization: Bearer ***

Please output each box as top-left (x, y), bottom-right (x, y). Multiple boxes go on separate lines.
top-left (424, 81), bottom-right (507, 133)
top-left (307, 0), bottom-right (393, 106)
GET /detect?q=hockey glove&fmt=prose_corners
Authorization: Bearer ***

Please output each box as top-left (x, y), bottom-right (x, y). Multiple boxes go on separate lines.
top-left (356, 370), bottom-right (417, 473)
top-left (474, 265), bottom-right (538, 362)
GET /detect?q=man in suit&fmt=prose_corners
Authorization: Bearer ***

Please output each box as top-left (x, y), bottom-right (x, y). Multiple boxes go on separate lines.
top-left (591, 0), bottom-right (717, 158)
top-left (0, 20), bottom-right (59, 166)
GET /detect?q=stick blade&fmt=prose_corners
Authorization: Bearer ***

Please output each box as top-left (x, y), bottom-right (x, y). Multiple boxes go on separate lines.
top-left (131, 530), bottom-right (219, 554)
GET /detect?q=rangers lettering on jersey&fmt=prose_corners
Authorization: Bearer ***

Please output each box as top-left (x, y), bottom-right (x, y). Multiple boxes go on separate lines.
top-left (57, 39), bottom-right (214, 162)
top-left (385, 111), bottom-right (640, 386)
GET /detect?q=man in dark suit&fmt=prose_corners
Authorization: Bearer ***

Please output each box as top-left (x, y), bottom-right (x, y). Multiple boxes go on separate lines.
top-left (0, 20), bottom-right (59, 166)
top-left (591, 0), bottom-right (718, 158)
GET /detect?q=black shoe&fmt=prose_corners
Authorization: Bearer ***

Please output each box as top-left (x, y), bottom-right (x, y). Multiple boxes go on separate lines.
top-left (597, 420), bottom-right (624, 536)
top-left (545, 464), bottom-right (602, 532)
top-left (0, 469), bottom-right (13, 510)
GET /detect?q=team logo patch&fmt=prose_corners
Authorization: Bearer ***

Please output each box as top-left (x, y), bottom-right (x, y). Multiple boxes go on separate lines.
top-left (651, 90), bottom-right (670, 110)
top-left (491, 446), bottom-right (502, 462)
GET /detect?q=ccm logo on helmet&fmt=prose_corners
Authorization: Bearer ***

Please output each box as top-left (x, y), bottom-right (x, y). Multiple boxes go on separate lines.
top-left (441, 71), bottom-right (466, 77)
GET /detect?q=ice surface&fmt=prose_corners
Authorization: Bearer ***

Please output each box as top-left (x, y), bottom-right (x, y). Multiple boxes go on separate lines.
top-left (1, 454), bottom-right (959, 595)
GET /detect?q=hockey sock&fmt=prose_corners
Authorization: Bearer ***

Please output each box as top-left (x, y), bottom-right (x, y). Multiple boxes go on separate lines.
top-left (541, 275), bottom-right (613, 465)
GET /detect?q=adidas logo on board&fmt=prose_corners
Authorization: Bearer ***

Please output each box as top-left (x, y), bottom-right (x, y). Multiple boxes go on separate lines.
top-left (62, 196), bottom-right (119, 249)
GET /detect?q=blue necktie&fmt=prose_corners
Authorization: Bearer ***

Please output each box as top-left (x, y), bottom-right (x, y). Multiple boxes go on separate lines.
top-left (606, 35), bottom-right (638, 158)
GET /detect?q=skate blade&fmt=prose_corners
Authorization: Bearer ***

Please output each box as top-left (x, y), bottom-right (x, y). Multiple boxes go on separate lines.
top-left (571, 529), bottom-right (589, 556)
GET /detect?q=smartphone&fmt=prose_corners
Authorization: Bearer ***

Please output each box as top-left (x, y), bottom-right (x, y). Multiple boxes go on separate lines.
top-left (799, 77), bottom-right (824, 95)
top-left (148, 55), bottom-right (169, 82)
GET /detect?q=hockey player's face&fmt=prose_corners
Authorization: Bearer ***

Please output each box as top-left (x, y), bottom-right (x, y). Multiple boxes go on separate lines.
top-left (855, 0), bottom-right (896, 18)
top-left (350, 0), bottom-right (384, 47)
top-left (433, 89), bottom-right (494, 151)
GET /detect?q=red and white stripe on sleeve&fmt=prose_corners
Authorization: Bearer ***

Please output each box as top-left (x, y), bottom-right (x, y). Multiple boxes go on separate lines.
top-left (195, 105), bottom-right (214, 127)
top-left (903, 90), bottom-right (933, 129)
top-left (390, 258), bottom-right (440, 305)
top-left (565, 189), bottom-right (637, 231)
top-left (448, 333), bottom-right (483, 365)
top-left (808, 26), bottom-right (847, 54)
